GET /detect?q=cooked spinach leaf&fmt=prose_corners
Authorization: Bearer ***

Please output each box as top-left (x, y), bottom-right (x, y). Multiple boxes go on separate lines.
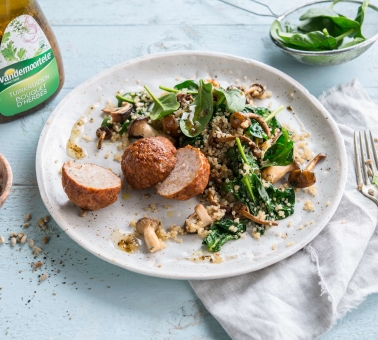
top-left (203, 219), bottom-right (247, 252)
top-left (101, 116), bottom-right (112, 128)
top-left (243, 106), bottom-right (284, 140)
top-left (179, 134), bottom-right (203, 148)
top-left (144, 86), bottom-right (180, 120)
top-left (180, 79), bottom-right (213, 137)
top-left (261, 127), bottom-right (294, 168)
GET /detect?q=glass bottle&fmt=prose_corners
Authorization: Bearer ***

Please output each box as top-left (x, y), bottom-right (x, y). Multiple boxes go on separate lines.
top-left (0, 0), bottom-right (64, 123)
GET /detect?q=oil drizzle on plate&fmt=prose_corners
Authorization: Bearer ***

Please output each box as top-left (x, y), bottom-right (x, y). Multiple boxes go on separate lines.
top-left (111, 229), bottom-right (141, 254)
top-left (66, 116), bottom-right (88, 159)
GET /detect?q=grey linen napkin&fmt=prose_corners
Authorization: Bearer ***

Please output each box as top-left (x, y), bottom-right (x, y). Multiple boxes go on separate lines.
top-left (190, 79), bottom-right (378, 340)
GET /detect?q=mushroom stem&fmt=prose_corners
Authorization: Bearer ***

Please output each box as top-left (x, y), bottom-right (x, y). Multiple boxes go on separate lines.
top-left (212, 134), bottom-right (261, 158)
top-left (135, 218), bottom-right (162, 253)
top-left (143, 227), bottom-right (162, 253)
top-left (244, 113), bottom-right (271, 139)
top-left (194, 204), bottom-right (213, 228)
top-left (306, 153), bottom-right (327, 171)
top-left (97, 130), bottom-right (106, 149)
top-left (128, 117), bottom-right (176, 143)
top-left (261, 161), bottom-right (300, 184)
top-left (239, 210), bottom-right (279, 226)
top-left (244, 84), bottom-right (265, 97)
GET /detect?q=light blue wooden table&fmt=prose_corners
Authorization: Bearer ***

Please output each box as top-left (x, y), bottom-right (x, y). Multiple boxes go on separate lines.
top-left (1, 1), bottom-right (378, 339)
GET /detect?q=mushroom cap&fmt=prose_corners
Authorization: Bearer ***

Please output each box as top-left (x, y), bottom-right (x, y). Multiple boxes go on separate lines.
top-left (136, 218), bottom-right (159, 235)
top-left (231, 202), bottom-right (250, 219)
top-left (230, 112), bottom-right (250, 130)
top-left (96, 126), bottom-right (112, 139)
top-left (128, 117), bottom-right (176, 143)
top-left (288, 170), bottom-right (316, 188)
top-left (261, 161), bottom-right (300, 184)
top-left (128, 117), bottom-right (155, 138)
top-left (162, 114), bottom-right (182, 137)
top-left (102, 103), bottom-right (133, 124)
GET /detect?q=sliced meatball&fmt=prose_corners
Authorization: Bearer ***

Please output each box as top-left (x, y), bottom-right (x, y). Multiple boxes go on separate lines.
top-left (156, 145), bottom-right (210, 200)
top-left (62, 161), bottom-right (121, 210)
top-left (121, 137), bottom-right (177, 189)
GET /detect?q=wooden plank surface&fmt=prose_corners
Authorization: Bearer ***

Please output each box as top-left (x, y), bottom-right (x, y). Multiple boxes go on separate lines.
top-left (1, 0), bottom-right (378, 339)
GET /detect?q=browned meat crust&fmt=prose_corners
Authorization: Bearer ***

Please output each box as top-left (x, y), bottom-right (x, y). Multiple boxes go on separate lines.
top-left (121, 137), bottom-right (177, 189)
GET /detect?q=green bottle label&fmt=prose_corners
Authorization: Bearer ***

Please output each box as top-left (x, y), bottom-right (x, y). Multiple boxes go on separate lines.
top-left (0, 15), bottom-right (59, 117)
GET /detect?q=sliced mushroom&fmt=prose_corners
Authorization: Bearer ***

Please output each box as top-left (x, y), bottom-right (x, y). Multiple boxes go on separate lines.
top-left (102, 103), bottom-right (133, 124)
top-left (209, 133), bottom-right (261, 158)
top-left (135, 218), bottom-right (162, 253)
top-left (185, 204), bottom-right (214, 233)
top-left (176, 93), bottom-right (194, 108)
top-left (244, 83), bottom-right (265, 98)
top-left (261, 161), bottom-right (300, 184)
top-left (244, 113), bottom-right (271, 139)
top-left (162, 114), bottom-right (182, 137)
top-left (128, 117), bottom-right (176, 143)
top-left (231, 202), bottom-right (250, 219)
top-left (231, 202), bottom-right (278, 226)
top-left (230, 112), bottom-right (250, 130)
top-left (288, 153), bottom-right (327, 188)
top-left (96, 126), bottom-right (112, 149)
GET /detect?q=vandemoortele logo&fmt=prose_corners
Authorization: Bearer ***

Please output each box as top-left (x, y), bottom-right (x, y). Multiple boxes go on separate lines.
top-left (0, 49), bottom-right (53, 89)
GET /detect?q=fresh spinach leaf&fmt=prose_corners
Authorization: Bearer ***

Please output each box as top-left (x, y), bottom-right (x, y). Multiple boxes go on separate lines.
top-left (299, 16), bottom-right (361, 38)
top-left (174, 80), bottom-right (199, 92)
top-left (203, 219), bottom-right (247, 252)
top-left (261, 127), bottom-right (294, 168)
top-left (180, 79), bottom-right (213, 137)
top-left (116, 94), bottom-right (134, 105)
top-left (144, 86), bottom-right (180, 120)
top-left (116, 92), bottom-right (137, 107)
top-left (278, 29), bottom-right (352, 50)
top-left (299, 7), bottom-right (340, 20)
top-left (339, 37), bottom-right (365, 49)
top-left (353, 0), bottom-right (369, 38)
top-left (213, 87), bottom-right (246, 113)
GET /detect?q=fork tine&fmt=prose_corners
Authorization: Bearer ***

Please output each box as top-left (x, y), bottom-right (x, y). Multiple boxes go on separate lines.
top-left (360, 131), bottom-right (371, 185)
top-left (364, 130), bottom-right (375, 173)
top-left (369, 130), bottom-right (378, 172)
top-left (354, 131), bottom-right (364, 187)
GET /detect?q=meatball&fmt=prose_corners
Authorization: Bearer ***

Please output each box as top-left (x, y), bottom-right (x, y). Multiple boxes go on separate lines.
top-left (121, 137), bottom-right (177, 189)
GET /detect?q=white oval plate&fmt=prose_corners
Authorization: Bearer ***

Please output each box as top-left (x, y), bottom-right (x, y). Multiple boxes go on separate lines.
top-left (36, 51), bottom-right (347, 280)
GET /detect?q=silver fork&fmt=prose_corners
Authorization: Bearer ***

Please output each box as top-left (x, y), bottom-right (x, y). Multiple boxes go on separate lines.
top-left (354, 130), bottom-right (378, 205)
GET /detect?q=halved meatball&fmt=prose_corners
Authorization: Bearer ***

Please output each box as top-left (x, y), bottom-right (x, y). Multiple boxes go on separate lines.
top-left (62, 161), bottom-right (121, 210)
top-left (156, 145), bottom-right (210, 200)
top-left (121, 137), bottom-right (177, 189)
